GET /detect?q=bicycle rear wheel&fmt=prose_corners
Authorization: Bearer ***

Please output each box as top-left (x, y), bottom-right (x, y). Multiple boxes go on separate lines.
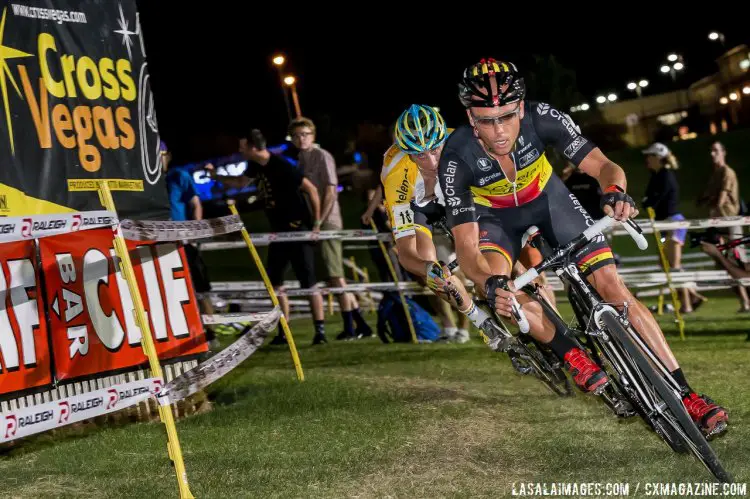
top-left (600, 311), bottom-right (732, 483)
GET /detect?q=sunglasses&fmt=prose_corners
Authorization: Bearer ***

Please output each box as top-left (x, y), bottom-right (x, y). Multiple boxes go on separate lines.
top-left (471, 103), bottom-right (521, 129)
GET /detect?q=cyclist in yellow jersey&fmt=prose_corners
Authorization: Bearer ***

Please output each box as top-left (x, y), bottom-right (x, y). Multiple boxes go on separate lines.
top-left (381, 105), bottom-right (491, 341)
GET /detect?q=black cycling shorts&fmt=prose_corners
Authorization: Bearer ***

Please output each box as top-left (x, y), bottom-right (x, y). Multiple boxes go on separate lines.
top-left (477, 175), bottom-right (614, 275)
top-left (267, 241), bottom-right (317, 289)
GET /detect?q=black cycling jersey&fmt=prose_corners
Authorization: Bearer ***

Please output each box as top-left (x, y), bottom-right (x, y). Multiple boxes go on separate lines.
top-left (438, 101), bottom-right (613, 275)
top-left (439, 100), bottom-right (596, 228)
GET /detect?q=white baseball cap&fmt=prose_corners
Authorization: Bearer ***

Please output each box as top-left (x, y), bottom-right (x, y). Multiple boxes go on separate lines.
top-left (642, 142), bottom-right (670, 158)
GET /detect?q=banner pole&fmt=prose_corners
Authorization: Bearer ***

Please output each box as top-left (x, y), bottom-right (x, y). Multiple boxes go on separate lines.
top-left (647, 208), bottom-right (685, 340)
top-left (228, 202), bottom-right (305, 381)
top-left (369, 221), bottom-right (417, 344)
top-left (94, 181), bottom-right (194, 499)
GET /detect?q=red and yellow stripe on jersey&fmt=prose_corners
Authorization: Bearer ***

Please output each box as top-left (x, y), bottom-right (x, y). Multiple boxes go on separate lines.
top-left (478, 242), bottom-right (512, 268)
top-left (471, 152), bottom-right (554, 208)
top-left (577, 247), bottom-right (615, 273)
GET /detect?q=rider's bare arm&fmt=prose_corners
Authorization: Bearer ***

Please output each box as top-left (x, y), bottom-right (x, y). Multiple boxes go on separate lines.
top-left (394, 230), bottom-right (437, 278)
top-left (452, 222), bottom-right (496, 294)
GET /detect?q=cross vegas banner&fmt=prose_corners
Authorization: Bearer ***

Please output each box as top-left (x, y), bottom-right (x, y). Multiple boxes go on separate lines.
top-left (39, 228), bottom-right (208, 380)
top-left (0, 0), bottom-right (168, 219)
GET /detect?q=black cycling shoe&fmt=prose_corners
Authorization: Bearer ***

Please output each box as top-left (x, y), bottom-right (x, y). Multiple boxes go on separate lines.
top-left (356, 323), bottom-right (373, 338)
top-left (312, 332), bottom-right (328, 345)
top-left (336, 330), bottom-right (358, 341)
top-left (269, 334), bottom-right (288, 345)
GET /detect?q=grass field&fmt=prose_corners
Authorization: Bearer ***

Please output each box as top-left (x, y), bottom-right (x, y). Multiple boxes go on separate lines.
top-left (0, 293), bottom-right (748, 498)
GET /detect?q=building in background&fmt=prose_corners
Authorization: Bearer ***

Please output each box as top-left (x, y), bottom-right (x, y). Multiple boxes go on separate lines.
top-left (584, 45), bottom-right (750, 147)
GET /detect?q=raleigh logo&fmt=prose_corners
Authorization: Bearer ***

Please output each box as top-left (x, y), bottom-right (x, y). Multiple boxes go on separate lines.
top-left (71, 215), bottom-right (82, 231)
top-left (0, 222), bottom-right (15, 234)
top-left (5, 414), bottom-right (17, 438)
top-left (21, 218), bottom-right (32, 238)
top-left (58, 401), bottom-right (71, 424)
top-left (106, 388), bottom-right (119, 409)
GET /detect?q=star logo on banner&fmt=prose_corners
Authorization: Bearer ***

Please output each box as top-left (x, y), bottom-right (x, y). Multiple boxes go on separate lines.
top-left (113, 3), bottom-right (136, 60)
top-left (0, 7), bottom-right (33, 156)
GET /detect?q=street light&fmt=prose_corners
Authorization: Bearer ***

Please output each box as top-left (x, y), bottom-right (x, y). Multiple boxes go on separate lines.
top-left (627, 79), bottom-right (649, 98)
top-left (729, 92), bottom-right (738, 101)
top-left (607, 93), bottom-right (618, 102)
top-left (709, 31), bottom-right (726, 46)
top-left (660, 54), bottom-right (684, 83)
top-left (580, 103), bottom-right (590, 111)
top-left (284, 74), bottom-right (302, 118)
top-left (596, 95), bottom-right (607, 104)
top-left (743, 86), bottom-right (750, 95)
top-left (272, 53), bottom-right (293, 121)
top-left (720, 96), bottom-right (729, 105)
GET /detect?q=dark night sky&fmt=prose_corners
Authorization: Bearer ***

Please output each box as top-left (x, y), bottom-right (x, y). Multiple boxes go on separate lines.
top-left (134, 6), bottom-right (747, 163)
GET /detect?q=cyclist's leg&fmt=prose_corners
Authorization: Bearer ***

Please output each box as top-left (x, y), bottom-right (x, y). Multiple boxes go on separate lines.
top-left (478, 217), bottom-right (555, 343)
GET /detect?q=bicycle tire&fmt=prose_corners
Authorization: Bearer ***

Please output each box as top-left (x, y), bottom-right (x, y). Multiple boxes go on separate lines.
top-left (601, 311), bottom-right (732, 483)
top-left (516, 335), bottom-right (573, 397)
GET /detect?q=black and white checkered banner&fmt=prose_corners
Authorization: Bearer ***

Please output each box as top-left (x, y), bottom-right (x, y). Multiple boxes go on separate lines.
top-left (156, 307), bottom-right (281, 406)
top-left (0, 211), bottom-right (117, 243)
top-left (0, 377), bottom-right (161, 443)
top-left (120, 215), bottom-right (244, 242)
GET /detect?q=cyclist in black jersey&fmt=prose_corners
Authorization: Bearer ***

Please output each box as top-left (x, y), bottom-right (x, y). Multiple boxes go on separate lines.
top-left (438, 58), bottom-right (727, 436)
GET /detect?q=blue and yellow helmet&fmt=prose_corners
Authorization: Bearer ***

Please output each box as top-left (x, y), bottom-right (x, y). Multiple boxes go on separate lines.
top-left (394, 104), bottom-right (447, 154)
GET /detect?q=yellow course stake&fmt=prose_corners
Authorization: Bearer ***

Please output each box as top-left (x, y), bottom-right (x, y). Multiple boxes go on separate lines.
top-left (72, 179), bottom-right (194, 499)
top-left (369, 221), bottom-right (418, 343)
top-left (228, 202), bottom-right (305, 380)
top-left (647, 207), bottom-right (685, 340)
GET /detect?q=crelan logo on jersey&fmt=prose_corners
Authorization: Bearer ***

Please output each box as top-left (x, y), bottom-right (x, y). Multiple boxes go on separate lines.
top-left (447, 197), bottom-right (461, 207)
top-left (536, 103), bottom-right (550, 115)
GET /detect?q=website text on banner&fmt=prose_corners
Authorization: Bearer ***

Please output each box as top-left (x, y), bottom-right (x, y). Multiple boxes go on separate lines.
top-left (0, 0), bottom-right (169, 219)
top-left (0, 240), bottom-right (51, 395)
top-left (38, 227), bottom-right (207, 381)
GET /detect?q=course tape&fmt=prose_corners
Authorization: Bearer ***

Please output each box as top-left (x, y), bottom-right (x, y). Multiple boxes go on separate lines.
top-left (120, 215), bottom-right (244, 241)
top-left (209, 282), bottom-right (424, 298)
top-left (157, 308), bottom-right (281, 405)
top-left (199, 230), bottom-right (391, 250)
top-left (612, 216), bottom-right (750, 236)
top-left (0, 211), bottom-right (117, 243)
top-left (201, 311), bottom-right (274, 325)
top-left (0, 377), bottom-right (161, 444)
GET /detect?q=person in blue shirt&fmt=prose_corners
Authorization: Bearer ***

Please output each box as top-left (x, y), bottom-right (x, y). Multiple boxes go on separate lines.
top-left (162, 141), bottom-right (220, 349)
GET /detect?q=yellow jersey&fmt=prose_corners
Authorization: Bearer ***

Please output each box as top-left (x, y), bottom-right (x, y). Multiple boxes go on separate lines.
top-left (380, 144), bottom-right (444, 240)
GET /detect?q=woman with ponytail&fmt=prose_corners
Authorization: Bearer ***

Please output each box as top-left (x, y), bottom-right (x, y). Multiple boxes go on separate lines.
top-left (642, 142), bottom-right (707, 313)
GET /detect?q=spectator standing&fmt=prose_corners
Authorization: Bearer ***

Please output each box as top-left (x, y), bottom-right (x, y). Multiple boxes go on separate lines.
top-left (291, 117), bottom-right (372, 340)
top-left (211, 130), bottom-right (328, 344)
top-left (161, 141), bottom-right (220, 350)
top-left (698, 141), bottom-right (749, 312)
top-left (641, 142), bottom-right (706, 313)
